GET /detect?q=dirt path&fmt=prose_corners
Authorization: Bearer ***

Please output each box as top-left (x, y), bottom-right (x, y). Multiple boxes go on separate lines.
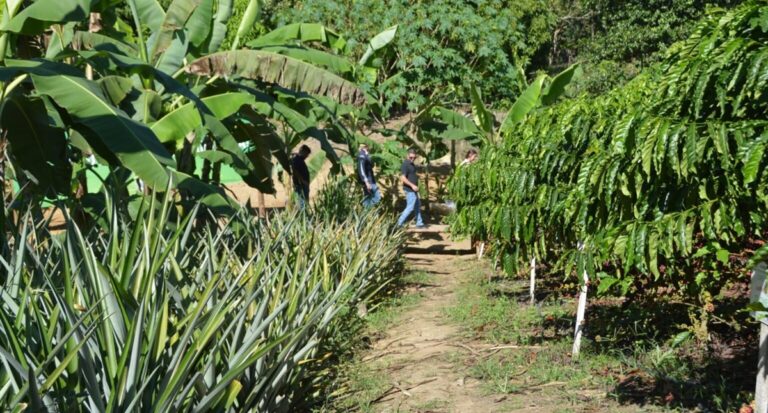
top-left (354, 245), bottom-right (653, 413)
top-left (364, 253), bottom-right (509, 413)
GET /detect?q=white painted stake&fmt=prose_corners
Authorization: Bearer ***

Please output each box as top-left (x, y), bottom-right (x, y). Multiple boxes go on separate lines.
top-left (572, 270), bottom-right (589, 358)
top-left (757, 323), bottom-right (768, 413)
top-left (752, 263), bottom-right (768, 413)
top-left (477, 241), bottom-right (486, 260)
top-left (529, 257), bottom-right (536, 305)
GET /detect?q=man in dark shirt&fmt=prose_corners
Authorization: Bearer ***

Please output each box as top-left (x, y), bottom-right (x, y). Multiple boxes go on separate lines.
top-left (397, 148), bottom-right (425, 227)
top-left (357, 144), bottom-right (381, 207)
top-left (291, 144), bottom-right (311, 209)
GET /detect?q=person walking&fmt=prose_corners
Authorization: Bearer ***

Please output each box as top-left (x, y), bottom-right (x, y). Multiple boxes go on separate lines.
top-left (291, 144), bottom-right (311, 209)
top-left (357, 143), bottom-right (381, 207)
top-left (397, 148), bottom-right (425, 227)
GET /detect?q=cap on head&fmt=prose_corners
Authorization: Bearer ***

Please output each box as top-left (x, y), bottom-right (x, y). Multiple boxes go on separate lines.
top-left (299, 144), bottom-right (311, 156)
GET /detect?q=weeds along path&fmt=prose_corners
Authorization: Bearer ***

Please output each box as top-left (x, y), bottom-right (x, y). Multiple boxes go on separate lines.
top-left (360, 253), bottom-right (506, 412)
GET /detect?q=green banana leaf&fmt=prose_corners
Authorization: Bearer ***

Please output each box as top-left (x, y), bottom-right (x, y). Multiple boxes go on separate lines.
top-left (359, 25), bottom-right (397, 66)
top-left (541, 63), bottom-right (579, 106)
top-left (204, 0), bottom-right (232, 53)
top-left (499, 74), bottom-right (546, 135)
top-left (72, 31), bottom-right (138, 57)
top-left (149, 0), bottom-right (201, 63)
top-left (469, 84), bottom-right (494, 135)
top-left (257, 45), bottom-right (354, 78)
top-left (186, 50), bottom-right (365, 105)
top-left (0, 95), bottom-right (71, 194)
top-left (80, 50), bottom-right (272, 192)
top-left (2, 59), bottom-right (174, 189)
top-left (187, 0), bottom-right (214, 48)
top-left (2, 0), bottom-right (95, 35)
top-left (131, 0), bottom-right (166, 33)
top-left (247, 23), bottom-right (346, 52)
top-left (152, 92), bottom-right (254, 144)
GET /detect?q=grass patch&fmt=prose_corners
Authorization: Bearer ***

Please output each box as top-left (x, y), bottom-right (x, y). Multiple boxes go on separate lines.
top-left (365, 270), bottom-right (431, 334)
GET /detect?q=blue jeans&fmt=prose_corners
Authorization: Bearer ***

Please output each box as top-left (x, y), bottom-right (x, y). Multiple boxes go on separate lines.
top-left (397, 190), bottom-right (424, 226)
top-left (362, 183), bottom-right (382, 208)
top-left (294, 185), bottom-right (309, 209)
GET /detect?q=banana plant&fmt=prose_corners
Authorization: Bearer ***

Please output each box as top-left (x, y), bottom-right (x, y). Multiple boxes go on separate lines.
top-left (0, 0), bottom-right (369, 214)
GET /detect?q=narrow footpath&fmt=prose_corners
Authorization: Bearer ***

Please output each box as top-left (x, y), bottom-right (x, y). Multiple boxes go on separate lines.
top-left (350, 226), bottom-right (650, 413)
top-left (364, 252), bottom-right (509, 412)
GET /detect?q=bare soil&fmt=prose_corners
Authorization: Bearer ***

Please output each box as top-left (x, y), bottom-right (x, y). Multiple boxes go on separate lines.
top-left (365, 253), bottom-right (511, 413)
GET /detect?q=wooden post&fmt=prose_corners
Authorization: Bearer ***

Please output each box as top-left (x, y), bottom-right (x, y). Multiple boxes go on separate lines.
top-left (529, 257), bottom-right (536, 305)
top-left (450, 140), bottom-right (456, 170)
top-left (257, 190), bottom-right (266, 218)
top-left (572, 270), bottom-right (589, 358)
top-left (752, 263), bottom-right (768, 412)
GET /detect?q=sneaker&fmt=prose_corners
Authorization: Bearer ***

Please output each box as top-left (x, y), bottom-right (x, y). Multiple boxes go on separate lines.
top-left (414, 224), bottom-right (428, 229)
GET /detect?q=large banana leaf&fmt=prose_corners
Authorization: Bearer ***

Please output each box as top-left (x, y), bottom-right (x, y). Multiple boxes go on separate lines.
top-left (0, 95), bottom-right (70, 194)
top-left (131, 0), bottom-right (166, 32)
top-left (204, 0), bottom-right (232, 53)
top-left (186, 50), bottom-right (365, 105)
top-left (80, 50), bottom-right (272, 192)
top-left (2, 0), bottom-right (95, 35)
top-left (257, 45), bottom-right (354, 78)
top-left (72, 31), bottom-right (138, 57)
top-left (541, 63), bottom-right (579, 106)
top-left (469, 84), bottom-right (494, 135)
top-left (499, 75), bottom-right (546, 135)
top-left (2, 59), bottom-right (174, 189)
top-left (232, 0), bottom-right (261, 49)
top-left (152, 92), bottom-right (254, 144)
top-left (149, 0), bottom-right (201, 63)
top-left (247, 23), bottom-right (346, 52)
top-left (187, 0), bottom-right (214, 47)
top-left (45, 22), bottom-right (76, 59)
top-left (171, 170), bottom-right (239, 214)
top-left (359, 25), bottom-right (398, 66)
top-left (98, 75), bottom-right (135, 105)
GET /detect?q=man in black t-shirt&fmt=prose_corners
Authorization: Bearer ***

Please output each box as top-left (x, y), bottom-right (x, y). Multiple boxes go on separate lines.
top-left (291, 145), bottom-right (311, 209)
top-left (397, 148), bottom-right (425, 227)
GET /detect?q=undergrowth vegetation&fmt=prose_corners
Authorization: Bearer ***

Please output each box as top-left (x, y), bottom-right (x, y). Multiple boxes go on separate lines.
top-left (0, 179), bottom-right (405, 411)
top-left (448, 268), bottom-right (753, 411)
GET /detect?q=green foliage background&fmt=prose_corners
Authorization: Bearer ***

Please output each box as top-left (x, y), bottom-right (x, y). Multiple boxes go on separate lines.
top-left (241, 0), bottom-right (748, 108)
